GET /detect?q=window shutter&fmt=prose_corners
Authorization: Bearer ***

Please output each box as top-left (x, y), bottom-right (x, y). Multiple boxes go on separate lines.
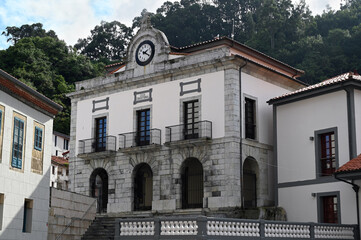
top-left (0, 110), bottom-right (2, 135)
top-left (12, 117), bottom-right (24, 169)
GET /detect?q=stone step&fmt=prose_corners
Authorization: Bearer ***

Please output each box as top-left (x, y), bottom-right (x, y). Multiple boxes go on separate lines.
top-left (80, 216), bottom-right (116, 240)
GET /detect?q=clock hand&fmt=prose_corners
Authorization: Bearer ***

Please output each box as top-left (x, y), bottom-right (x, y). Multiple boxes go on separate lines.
top-left (142, 50), bottom-right (150, 56)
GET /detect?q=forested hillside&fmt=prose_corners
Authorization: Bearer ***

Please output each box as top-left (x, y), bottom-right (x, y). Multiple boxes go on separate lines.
top-left (0, 0), bottom-right (360, 134)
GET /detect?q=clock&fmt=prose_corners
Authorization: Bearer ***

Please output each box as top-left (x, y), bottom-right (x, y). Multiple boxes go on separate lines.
top-left (135, 40), bottom-right (155, 66)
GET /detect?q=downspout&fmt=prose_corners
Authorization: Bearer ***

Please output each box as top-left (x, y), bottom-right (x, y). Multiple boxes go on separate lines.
top-left (239, 61), bottom-right (247, 208)
top-left (335, 174), bottom-right (360, 240)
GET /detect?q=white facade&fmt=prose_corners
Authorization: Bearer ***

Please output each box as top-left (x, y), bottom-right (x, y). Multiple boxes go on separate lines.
top-left (0, 69), bottom-right (61, 239)
top-left (50, 157), bottom-right (69, 190)
top-left (68, 19), bottom-right (305, 216)
top-left (52, 132), bottom-right (69, 157)
top-left (271, 73), bottom-right (361, 226)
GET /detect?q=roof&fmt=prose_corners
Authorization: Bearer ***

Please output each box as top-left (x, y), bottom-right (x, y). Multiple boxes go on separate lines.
top-left (51, 156), bottom-right (69, 166)
top-left (0, 68), bottom-right (62, 117)
top-left (335, 154), bottom-right (361, 174)
top-left (105, 36), bottom-right (305, 81)
top-left (269, 72), bottom-right (361, 105)
top-left (53, 131), bottom-right (70, 139)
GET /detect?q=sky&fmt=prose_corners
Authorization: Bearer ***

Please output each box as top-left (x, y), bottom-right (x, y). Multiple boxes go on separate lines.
top-left (0, 0), bottom-right (344, 50)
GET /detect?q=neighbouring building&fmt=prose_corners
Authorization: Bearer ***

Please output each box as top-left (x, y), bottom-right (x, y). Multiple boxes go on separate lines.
top-left (0, 69), bottom-right (62, 239)
top-left (68, 17), bottom-right (306, 216)
top-left (53, 131), bottom-right (69, 157)
top-left (50, 132), bottom-right (70, 190)
top-left (50, 156), bottom-right (69, 190)
top-left (269, 72), bottom-right (361, 226)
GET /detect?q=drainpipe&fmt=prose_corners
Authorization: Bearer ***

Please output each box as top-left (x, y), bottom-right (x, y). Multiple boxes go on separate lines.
top-left (239, 61), bottom-right (247, 208)
top-left (334, 174), bottom-right (360, 239)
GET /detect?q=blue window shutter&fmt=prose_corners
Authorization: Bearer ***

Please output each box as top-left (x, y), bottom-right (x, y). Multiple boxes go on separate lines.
top-left (34, 127), bottom-right (43, 151)
top-left (0, 110), bottom-right (2, 135)
top-left (12, 117), bottom-right (24, 169)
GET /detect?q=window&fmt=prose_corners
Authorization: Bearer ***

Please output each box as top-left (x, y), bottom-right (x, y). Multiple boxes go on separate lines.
top-left (0, 109), bottom-right (2, 136)
top-left (22, 199), bottom-right (33, 233)
top-left (95, 117), bottom-right (107, 151)
top-left (136, 109), bottom-right (150, 146)
top-left (0, 106), bottom-right (4, 163)
top-left (0, 193), bottom-right (4, 230)
top-left (54, 136), bottom-right (57, 147)
top-left (64, 139), bottom-right (69, 150)
top-left (320, 132), bottom-right (336, 175)
top-left (318, 193), bottom-right (340, 224)
top-left (245, 97), bottom-right (256, 139)
top-left (12, 117), bottom-right (25, 169)
top-left (34, 127), bottom-right (43, 151)
top-left (52, 166), bottom-right (55, 175)
top-left (184, 100), bottom-right (199, 139)
top-left (315, 128), bottom-right (338, 177)
top-left (55, 150), bottom-right (58, 156)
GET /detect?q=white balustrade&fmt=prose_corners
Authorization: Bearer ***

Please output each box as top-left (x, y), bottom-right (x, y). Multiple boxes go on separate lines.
top-left (315, 226), bottom-right (354, 239)
top-left (264, 223), bottom-right (310, 238)
top-left (119, 221), bottom-right (155, 236)
top-left (160, 220), bottom-right (198, 235)
top-left (207, 221), bottom-right (260, 237)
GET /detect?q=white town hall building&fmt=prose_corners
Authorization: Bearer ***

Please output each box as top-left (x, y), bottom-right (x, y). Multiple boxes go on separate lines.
top-left (68, 16), bottom-right (361, 239)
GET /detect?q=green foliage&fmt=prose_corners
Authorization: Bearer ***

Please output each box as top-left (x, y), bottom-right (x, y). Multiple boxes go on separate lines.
top-left (0, 34), bottom-right (101, 134)
top-left (74, 21), bottom-right (133, 63)
top-left (2, 23), bottom-right (58, 44)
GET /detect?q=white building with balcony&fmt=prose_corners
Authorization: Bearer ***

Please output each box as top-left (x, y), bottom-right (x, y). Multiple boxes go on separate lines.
top-left (0, 69), bottom-right (62, 239)
top-left (269, 72), bottom-right (361, 227)
top-left (68, 17), bottom-right (306, 216)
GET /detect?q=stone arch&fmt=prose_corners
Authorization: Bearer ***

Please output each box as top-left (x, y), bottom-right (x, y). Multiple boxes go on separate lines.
top-left (243, 157), bottom-right (259, 208)
top-left (89, 168), bottom-right (108, 213)
top-left (181, 158), bottom-right (204, 209)
top-left (133, 163), bottom-right (153, 211)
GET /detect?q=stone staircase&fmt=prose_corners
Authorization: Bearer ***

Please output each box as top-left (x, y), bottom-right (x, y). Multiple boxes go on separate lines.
top-left (81, 216), bottom-right (116, 240)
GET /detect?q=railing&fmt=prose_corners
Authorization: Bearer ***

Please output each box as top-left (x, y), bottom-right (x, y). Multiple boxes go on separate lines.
top-left (78, 136), bottom-right (117, 154)
top-left (165, 120), bottom-right (212, 143)
top-left (115, 217), bottom-right (359, 239)
top-left (118, 129), bottom-right (161, 149)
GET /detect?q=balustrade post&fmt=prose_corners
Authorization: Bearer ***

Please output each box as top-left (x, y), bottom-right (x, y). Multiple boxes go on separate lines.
top-left (197, 216), bottom-right (207, 239)
top-left (154, 217), bottom-right (160, 240)
top-left (114, 219), bottom-right (120, 239)
top-left (310, 223), bottom-right (315, 239)
top-left (260, 219), bottom-right (265, 239)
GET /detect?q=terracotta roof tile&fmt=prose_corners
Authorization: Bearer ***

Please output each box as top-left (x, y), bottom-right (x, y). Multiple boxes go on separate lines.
top-left (335, 154), bottom-right (361, 173)
top-left (269, 72), bottom-right (361, 103)
top-left (51, 156), bottom-right (69, 166)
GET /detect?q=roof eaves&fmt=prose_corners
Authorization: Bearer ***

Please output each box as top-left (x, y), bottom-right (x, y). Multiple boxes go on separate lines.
top-left (0, 69), bottom-right (63, 116)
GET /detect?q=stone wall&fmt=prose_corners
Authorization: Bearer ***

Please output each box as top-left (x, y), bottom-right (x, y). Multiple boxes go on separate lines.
top-left (48, 187), bottom-right (96, 240)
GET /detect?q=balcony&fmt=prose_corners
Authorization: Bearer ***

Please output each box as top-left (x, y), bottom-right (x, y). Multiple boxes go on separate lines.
top-left (78, 136), bottom-right (116, 158)
top-left (119, 129), bottom-right (161, 152)
top-left (165, 120), bottom-right (212, 146)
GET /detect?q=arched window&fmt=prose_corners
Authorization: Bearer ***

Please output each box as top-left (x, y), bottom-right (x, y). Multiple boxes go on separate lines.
top-left (134, 163), bottom-right (153, 211)
top-left (243, 157), bottom-right (259, 208)
top-left (90, 168), bottom-right (108, 213)
top-left (181, 158), bottom-right (203, 209)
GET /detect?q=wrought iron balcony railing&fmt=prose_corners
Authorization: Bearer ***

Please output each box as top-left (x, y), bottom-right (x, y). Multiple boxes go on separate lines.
top-left (165, 120), bottom-right (212, 143)
top-left (78, 136), bottom-right (116, 154)
top-left (119, 129), bottom-right (161, 149)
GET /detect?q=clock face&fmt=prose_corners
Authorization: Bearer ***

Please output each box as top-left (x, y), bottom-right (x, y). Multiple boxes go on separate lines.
top-left (135, 40), bottom-right (155, 66)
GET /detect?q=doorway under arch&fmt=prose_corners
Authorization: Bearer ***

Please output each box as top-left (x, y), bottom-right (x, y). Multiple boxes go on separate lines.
top-left (181, 158), bottom-right (203, 209)
top-left (133, 163), bottom-right (153, 211)
top-left (243, 157), bottom-right (259, 208)
top-left (90, 168), bottom-right (108, 213)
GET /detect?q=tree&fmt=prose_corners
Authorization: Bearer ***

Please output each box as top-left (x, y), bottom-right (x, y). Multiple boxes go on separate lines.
top-left (2, 23), bottom-right (58, 44)
top-left (74, 21), bottom-right (133, 63)
top-left (0, 35), bottom-right (101, 134)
